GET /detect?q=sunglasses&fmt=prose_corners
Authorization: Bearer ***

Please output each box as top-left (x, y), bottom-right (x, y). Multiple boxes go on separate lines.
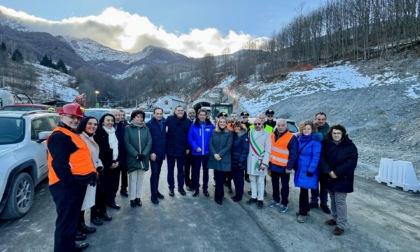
top-left (254, 123), bottom-right (262, 125)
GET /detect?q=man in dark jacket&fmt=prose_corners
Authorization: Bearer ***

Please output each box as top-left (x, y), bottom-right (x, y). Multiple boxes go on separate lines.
top-left (310, 112), bottom-right (331, 214)
top-left (166, 105), bottom-right (191, 196)
top-left (146, 108), bottom-right (167, 204)
top-left (264, 109), bottom-right (276, 128)
top-left (48, 103), bottom-right (97, 252)
top-left (184, 108), bottom-right (196, 191)
top-left (116, 109), bottom-right (129, 197)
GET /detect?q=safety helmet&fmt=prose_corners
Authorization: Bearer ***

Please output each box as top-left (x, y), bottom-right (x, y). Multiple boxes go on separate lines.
top-left (59, 103), bottom-right (83, 118)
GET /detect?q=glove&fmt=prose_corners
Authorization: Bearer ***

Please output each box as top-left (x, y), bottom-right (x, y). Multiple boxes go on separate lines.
top-left (89, 175), bottom-right (100, 186)
top-left (306, 171), bottom-right (314, 177)
top-left (96, 166), bottom-right (104, 172)
top-left (137, 154), bottom-right (145, 161)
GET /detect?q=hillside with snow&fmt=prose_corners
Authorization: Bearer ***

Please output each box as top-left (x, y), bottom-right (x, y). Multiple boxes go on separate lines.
top-left (213, 55), bottom-right (420, 180)
top-left (215, 61), bottom-right (420, 116)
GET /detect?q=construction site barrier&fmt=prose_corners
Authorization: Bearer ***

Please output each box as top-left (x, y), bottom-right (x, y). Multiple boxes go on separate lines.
top-left (375, 158), bottom-right (420, 193)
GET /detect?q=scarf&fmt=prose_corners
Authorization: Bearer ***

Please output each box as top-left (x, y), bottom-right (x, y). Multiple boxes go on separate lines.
top-left (103, 126), bottom-right (119, 160)
top-left (130, 121), bottom-right (146, 128)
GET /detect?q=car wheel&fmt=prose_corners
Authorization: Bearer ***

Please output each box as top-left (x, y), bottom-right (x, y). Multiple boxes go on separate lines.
top-left (0, 172), bottom-right (34, 220)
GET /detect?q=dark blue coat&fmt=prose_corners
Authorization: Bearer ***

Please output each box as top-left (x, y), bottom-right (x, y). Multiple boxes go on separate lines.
top-left (320, 136), bottom-right (358, 193)
top-left (166, 114), bottom-right (191, 157)
top-left (115, 121), bottom-right (128, 167)
top-left (231, 129), bottom-right (249, 170)
top-left (146, 117), bottom-right (166, 160)
top-left (294, 133), bottom-right (322, 189)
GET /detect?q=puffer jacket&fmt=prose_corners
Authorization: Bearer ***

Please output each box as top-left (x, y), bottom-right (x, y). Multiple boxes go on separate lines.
top-left (188, 118), bottom-right (214, 155)
top-left (320, 135), bottom-right (358, 193)
top-left (124, 122), bottom-right (152, 172)
top-left (294, 133), bottom-right (322, 189)
top-left (231, 129), bottom-right (249, 170)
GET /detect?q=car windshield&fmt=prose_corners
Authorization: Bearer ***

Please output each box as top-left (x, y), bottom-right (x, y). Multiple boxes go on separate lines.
top-left (84, 109), bottom-right (112, 120)
top-left (0, 117), bottom-right (25, 144)
top-left (3, 106), bottom-right (47, 111)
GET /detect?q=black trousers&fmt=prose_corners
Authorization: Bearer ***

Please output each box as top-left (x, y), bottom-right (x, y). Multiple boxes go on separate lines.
top-left (214, 170), bottom-right (226, 201)
top-left (120, 164), bottom-right (128, 191)
top-left (107, 167), bottom-right (120, 204)
top-left (299, 188), bottom-right (310, 216)
top-left (231, 169), bottom-right (244, 200)
top-left (150, 160), bottom-right (163, 197)
top-left (271, 171), bottom-right (290, 206)
top-left (184, 152), bottom-right (194, 188)
top-left (50, 181), bottom-right (87, 252)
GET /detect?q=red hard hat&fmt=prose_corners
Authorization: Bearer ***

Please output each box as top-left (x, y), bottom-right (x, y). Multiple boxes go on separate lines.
top-left (59, 103), bottom-right (84, 118)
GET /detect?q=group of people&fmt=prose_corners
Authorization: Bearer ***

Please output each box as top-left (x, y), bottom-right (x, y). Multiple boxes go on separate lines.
top-left (47, 103), bottom-right (358, 251)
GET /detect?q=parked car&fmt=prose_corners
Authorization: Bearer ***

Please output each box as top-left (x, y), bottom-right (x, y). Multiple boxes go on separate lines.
top-left (0, 110), bottom-right (59, 219)
top-left (2, 104), bottom-right (53, 111)
top-left (84, 108), bottom-right (113, 120)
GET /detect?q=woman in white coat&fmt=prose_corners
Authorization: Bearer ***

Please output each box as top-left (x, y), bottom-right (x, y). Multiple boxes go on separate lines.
top-left (246, 118), bottom-right (271, 209)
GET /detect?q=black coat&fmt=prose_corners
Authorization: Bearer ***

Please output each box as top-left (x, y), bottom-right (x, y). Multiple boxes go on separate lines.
top-left (320, 136), bottom-right (358, 193)
top-left (166, 114), bottom-right (191, 156)
top-left (231, 130), bottom-right (249, 170)
top-left (94, 127), bottom-right (115, 170)
top-left (146, 117), bottom-right (167, 160)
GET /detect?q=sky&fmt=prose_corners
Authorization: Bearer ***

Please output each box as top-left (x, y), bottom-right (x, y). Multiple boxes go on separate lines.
top-left (0, 0), bottom-right (325, 57)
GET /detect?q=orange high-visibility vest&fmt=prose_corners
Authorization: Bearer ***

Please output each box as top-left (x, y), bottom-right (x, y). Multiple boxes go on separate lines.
top-left (269, 131), bottom-right (294, 166)
top-left (48, 127), bottom-right (96, 185)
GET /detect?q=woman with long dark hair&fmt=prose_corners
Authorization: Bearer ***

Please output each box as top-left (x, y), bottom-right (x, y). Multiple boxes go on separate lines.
top-left (92, 114), bottom-right (119, 224)
top-left (76, 116), bottom-right (103, 233)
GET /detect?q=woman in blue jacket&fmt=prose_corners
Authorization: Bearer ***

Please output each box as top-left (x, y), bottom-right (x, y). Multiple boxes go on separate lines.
top-left (294, 120), bottom-right (322, 223)
top-left (188, 109), bottom-right (214, 197)
top-left (230, 121), bottom-right (249, 202)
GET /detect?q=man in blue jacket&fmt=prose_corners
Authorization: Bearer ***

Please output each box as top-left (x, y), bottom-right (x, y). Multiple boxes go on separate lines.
top-left (188, 109), bottom-right (214, 197)
top-left (146, 108), bottom-right (166, 204)
top-left (166, 105), bottom-right (191, 196)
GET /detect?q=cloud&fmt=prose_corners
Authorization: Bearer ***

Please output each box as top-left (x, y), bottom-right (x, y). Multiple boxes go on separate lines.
top-left (0, 6), bottom-right (255, 58)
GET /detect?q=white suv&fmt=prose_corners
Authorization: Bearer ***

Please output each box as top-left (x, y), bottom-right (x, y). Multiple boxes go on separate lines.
top-left (0, 110), bottom-right (59, 219)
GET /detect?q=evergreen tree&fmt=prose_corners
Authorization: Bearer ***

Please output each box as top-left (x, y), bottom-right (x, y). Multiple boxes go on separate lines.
top-left (11, 49), bottom-right (23, 63)
top-left (0, 42), bottom-right (6, 52)
top-left (56, 59), bottom-right (68, 74)
top-left (40, 54), bottom-right (52, 67)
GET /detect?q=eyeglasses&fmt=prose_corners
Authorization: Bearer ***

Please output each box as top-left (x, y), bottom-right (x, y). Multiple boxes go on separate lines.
top-left (254, 123), bottom-right (262, 125)
top-left (267, 115), bottom-right (273, 117)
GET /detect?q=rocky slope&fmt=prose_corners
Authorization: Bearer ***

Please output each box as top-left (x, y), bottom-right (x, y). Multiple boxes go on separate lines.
top-left (231, 54), bottom-right (420, 181)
